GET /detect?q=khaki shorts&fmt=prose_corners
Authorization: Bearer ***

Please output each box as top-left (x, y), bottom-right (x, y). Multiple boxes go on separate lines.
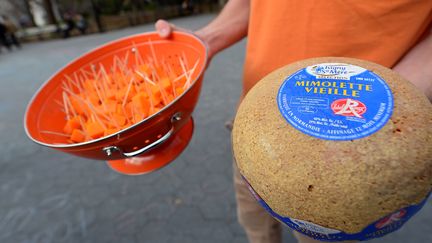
top-left (233, 158), bottom-right (354, 243)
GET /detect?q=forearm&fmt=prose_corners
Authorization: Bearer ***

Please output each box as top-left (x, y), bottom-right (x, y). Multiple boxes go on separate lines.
top-left (195, 0), bottom-right (250, 58)
top-left (393, 32), bottom-right (432, 101)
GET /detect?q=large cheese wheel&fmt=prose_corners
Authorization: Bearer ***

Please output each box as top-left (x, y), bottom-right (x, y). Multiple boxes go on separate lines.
top-left (232, 57), bottom-right (432, 236)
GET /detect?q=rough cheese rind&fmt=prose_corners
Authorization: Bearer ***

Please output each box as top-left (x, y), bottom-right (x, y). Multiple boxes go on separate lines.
top-left (232, 57), bottom-right (432, 233)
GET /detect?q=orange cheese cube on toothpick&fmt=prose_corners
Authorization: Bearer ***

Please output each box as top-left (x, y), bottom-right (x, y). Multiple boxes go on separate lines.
top-left (104, 127), bottom-right (120, 137)
top-left (161, 78), bottom-right (173, 94)
top-left (70, 129), bottom-right (85, 143)
top-left (86, 121), bottom-right (105, 139)
top-left (63, 116), bottom-right (82, 134)
top-left (132, 92), bottom-right (150, 117)
top-left (112, 113), bottom-right (127, 127)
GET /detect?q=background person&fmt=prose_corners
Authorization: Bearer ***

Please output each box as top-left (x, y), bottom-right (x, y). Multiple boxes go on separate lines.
top-left (0, 16), bottom-right (11, 51)
top-left (2, 15), bottom-right (21, 49)
top-left (62, 12), bottom-right (76, 38)
top-left (74, 14), bottom-right (88, 35)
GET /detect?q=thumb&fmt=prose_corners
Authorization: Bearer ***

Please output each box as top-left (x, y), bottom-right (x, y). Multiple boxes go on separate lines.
top-left (155, 19), bottom-right (174, 38)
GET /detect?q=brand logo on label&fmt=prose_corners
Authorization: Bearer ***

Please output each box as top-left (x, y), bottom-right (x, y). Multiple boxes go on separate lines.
top-left (375, 209), bottom-right (407, 229)
top-left (331, 99), bottom-right (367, 118)
top-left (310, 64), bottom-right (349, 76)
top-left (306, 63), bottom-right (367, 80)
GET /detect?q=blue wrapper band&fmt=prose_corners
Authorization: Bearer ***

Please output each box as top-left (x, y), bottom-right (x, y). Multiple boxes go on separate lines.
top-left (242, 176), bottom-right (430, 242)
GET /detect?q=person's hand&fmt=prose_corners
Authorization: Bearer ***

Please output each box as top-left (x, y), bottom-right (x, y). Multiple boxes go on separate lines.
top-left (155, 19), bottom-right (213, 61)
top-left (393, 34), bottom-right (432, 102)
top-left (155, 0), bottom-right (249, 62)
top-left (155, 19), bottom-right (186, 38)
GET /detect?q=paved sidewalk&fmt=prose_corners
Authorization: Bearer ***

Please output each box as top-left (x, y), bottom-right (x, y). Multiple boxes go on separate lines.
top-left (0, 14), bottom-right (430, 243)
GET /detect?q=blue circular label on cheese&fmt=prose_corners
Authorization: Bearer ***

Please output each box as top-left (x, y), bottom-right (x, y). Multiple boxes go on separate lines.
top-left (277, 63), bottom-right (393, 140)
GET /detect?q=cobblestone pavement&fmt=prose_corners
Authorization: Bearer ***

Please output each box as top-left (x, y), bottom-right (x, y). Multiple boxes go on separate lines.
top-left (0, 14), bottom-right (430, 243)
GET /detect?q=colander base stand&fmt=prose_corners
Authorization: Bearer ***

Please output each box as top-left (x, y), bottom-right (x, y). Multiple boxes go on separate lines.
top-left (105, 117), bottom-right (194, 175)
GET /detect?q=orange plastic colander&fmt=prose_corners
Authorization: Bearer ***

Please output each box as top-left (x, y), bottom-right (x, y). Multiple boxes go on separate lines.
top-left (24, 31), bottom-right (208, 175)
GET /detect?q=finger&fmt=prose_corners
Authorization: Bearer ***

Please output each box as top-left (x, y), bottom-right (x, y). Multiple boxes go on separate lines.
top-left (155, 19), bottom-right (174, 38)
